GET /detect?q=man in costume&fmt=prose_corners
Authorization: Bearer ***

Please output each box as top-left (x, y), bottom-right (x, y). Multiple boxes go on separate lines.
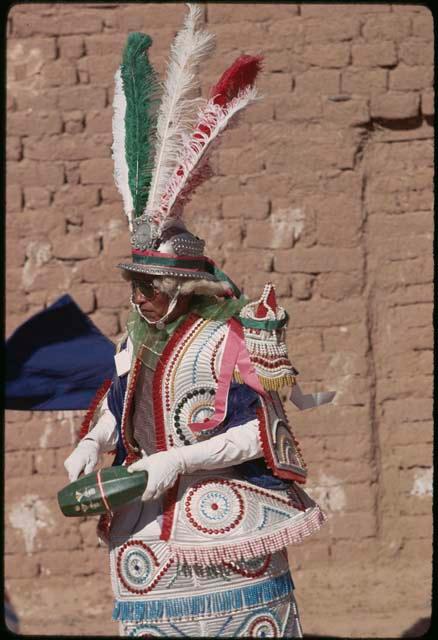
top-left (64, 6), bottom-right (333, 636)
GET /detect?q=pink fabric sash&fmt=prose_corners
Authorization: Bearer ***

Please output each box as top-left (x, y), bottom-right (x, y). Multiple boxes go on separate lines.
top-left (188, 318), bottom-right (266, 435)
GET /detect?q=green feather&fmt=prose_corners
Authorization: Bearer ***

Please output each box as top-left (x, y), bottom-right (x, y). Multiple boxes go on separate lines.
top-left (120, 32), bottom-right (160, 218)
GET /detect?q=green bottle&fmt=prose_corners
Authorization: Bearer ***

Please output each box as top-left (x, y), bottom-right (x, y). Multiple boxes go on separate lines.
top-left (58, 466), bottom-right (148, 517)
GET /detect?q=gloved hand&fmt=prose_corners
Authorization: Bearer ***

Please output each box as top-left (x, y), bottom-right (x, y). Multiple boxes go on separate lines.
top-left (128, 418), bottom-right (262, 501)
top-left (64, 439), bottom-right (100, 482)
top-left (64, 397), bottom-right (118, 482)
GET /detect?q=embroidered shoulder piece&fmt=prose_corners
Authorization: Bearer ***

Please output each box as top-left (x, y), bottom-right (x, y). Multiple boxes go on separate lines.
top-left (238, 283), bottom-right (298, 391)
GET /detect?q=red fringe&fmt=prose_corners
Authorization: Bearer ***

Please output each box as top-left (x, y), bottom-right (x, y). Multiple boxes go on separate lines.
top-left (78, 379), bottom-right (112, 443)
top-left (256, 405), bottom-right (307, 485)
top-left (168, 506), bottom-right (327, 566)
top-left (160, 478), bottom-right (180, 542)
top-left (210, 54), bottom-right (263, 107)
top-left (119, 358), bottom-right (142, 457)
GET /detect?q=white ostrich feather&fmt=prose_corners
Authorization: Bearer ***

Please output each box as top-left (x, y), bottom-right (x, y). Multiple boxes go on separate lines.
top-left (112, 68), bottom-right (134, 230)
top-left (159, 86), bottom-right (259, 218)
top-left (145, 3), bottom-right (215, 226)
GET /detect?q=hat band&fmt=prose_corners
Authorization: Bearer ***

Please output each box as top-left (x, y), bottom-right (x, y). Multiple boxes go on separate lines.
top-left (132, 249), bottom-right (215, 274)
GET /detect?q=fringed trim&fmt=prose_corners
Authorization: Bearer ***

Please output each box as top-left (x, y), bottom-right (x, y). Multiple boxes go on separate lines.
top-left (167, 505), bottom-right (327, 566)
top-left (78, 379), bottom-right (112, 443)
top-left (160, 478), bottom-right (180, 542)
top-left (256, 406), bottom-right (306, 484)
top-left (96, 512), bottom-right (112, 546)
top-left (119, 357), bottom-right (142, 457)
top-left (233, 370), bottom-right (296, 390)
top-left (112, 571), bottom-right (293, 622)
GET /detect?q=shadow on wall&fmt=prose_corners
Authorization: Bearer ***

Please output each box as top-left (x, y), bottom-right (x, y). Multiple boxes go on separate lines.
top-left (303, 617), bottom-right (431, 639)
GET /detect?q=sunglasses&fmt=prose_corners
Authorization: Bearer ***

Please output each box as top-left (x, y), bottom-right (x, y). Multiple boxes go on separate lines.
top-left (131, 280), bottom-right (160, 300)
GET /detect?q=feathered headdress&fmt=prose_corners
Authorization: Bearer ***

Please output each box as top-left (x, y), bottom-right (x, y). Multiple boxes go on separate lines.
top-left (113, 3), bottom-right (263, 292)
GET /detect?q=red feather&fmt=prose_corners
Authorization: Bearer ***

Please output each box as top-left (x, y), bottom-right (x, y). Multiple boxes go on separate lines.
top-left (210, 54), bottom-right (263, 107)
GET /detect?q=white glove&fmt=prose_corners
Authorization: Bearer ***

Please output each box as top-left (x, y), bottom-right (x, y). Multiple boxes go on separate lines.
top-left (128, 418), bottom-right (262, 501)
top-left (64, 397), bottom-right (118, 482)
top-left (64, 439), bottom-right (100, 482)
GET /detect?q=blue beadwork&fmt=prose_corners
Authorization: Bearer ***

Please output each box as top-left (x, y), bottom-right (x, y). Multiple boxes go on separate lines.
top-left (112, 572), bottom-right (293, 622)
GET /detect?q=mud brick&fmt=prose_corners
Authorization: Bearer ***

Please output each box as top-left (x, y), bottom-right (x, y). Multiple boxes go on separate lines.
top-left (5, 451), bottom-right (33, 478)
top-left (6, 135), bottom-right (22, 161)
top-left (223, 245), bottom-right (272, 272)
top-left (421, 90), bottom-right (434, 116)
top-left (8, 110), bottom-right (63, 136)
top-left (395, 443), bottom-right (433, 470)
top-left (303, 16), bottom-right (361, 43)
top-left (352, 42), bottom-right (397, 68)
top-left (75, 255), bottom-right (127, 284)
top-left (275, 246), bottom-right (364, 274)
top-left (24, 187), bottom-right (51, 209)
top-left (32, 449), bottom-right (57, 475)
top-left (79, 519), bottom-right (101, 548)
top-left (287, 329), bottom-right (323, 355)
top-left (362, 15), bottom-right (412, 42)
top-left (4, 554), bottom-right (39, 579)
top-left (58, 86), bottom-right (106, 111)
top-left (95, 283), bottom-right (129, 309)
top-left (295, 69), bottom-right (341, 95)
top-left (51, 233), bottom-right (100, 260)
top-left (242, 272), bottom-right (291, 299)
top-left (400, 538), bottom-right (432, 563)
top-left (389, 65), bottom-right (433, 91)
top-left (53, 185), bottom-right (99, 209)
top-left (42, 60), bottom-right (77, 87)
top-left (323, 97), bottom-right (370, 126)
top-left (301, 43), bottom-right (350, 68)
top-left (7, 36), bottom-right (57, 61)
top-left (274, 93), bottom-right (323, 120)
top-left (294, 405), bottom-right (370, 438)
top-left (85, 108), bottom-right (112, 134)
top-left (412, 11), bottom-right (434, 38)
top-left (6, 184), bottom-right (23, 212)
top-left (399, 513), bottom-right (432, 540)
top-left (301, 4), bottom-right (390, 16)
top-left (80, 158), bottom-right (114, 185)
top-left (58, 35), bottom-right (84, 59)
top-left (341, 67), bottom-right (388, 95)
top-left (77, 54), bottom-right (118, 86)
top-left (328, 512), bottom-right (377, 540)
top-left (90, 310), bottom-right (120, 337)
top-left (329, 538), bottom-right (379, 564)
top-left (399, 38), bottom-right (434, 66)
top-left (218, 146), bottom-right (264, 176)
top-left (208, 3), bottom-right (297, 23)
top-left (377, 350), bottom-right (432, 380)
top-left (291, 274), bottom-right (314, 301)
top-left (316, 272), bottom-right (363, 302)
top-left (222, 194), bottom-right (269, 220)
top-left (289, 541), bottom-right (330, 570)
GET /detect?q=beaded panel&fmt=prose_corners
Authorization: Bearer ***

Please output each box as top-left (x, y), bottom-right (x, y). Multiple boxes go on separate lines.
top-left (160, 318), bottom-right (229, 447)
top-left (166, 471), bottom-right (325, 564)
top-left (258, 391), bottom-right (308, 483)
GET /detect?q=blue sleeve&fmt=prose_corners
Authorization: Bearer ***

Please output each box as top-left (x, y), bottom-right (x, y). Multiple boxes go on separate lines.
top-left (221, 382), bottom-right (290, 490)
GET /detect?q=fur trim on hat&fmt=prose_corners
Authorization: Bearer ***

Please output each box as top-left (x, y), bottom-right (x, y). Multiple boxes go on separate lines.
top-left (121, 271), bottom-right (231, 298)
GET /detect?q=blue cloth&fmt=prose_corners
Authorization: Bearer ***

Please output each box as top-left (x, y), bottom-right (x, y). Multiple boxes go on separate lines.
top-left (222, 383), bottom-right (289, 490)
top-left (5, 295), bottom-right (115, 410)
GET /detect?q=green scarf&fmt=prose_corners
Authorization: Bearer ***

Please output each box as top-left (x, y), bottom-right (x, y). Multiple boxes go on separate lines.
top-left (127, 295), bottom-right (248, 370)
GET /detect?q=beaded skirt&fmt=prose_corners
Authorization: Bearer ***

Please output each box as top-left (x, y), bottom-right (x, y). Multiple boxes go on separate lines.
top-left (109, 499), bottom-right (303, 638)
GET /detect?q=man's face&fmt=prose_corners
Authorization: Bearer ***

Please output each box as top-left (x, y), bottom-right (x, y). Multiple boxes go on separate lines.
top-left (131, 277), bottom-right (170, 322)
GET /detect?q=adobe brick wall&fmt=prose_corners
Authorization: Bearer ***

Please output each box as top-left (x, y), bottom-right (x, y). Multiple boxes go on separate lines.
top-left (5, 3), bottom-right (433, 636)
